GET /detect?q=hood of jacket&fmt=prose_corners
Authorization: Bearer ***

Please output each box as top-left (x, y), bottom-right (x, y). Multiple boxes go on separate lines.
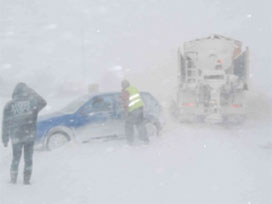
top-left (12, 82), bottom-right (30, 100)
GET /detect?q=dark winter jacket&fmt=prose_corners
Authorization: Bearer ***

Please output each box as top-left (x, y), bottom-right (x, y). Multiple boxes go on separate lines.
top-left (2, 83), bottom-right (47, 145)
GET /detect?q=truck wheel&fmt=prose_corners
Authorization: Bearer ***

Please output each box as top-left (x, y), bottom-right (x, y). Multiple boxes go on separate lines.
top-left (46, 132), bottom-right (71, 150)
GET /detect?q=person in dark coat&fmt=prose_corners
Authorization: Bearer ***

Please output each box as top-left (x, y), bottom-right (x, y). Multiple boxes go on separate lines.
top-left (2, 82), bottom-right (47, 184)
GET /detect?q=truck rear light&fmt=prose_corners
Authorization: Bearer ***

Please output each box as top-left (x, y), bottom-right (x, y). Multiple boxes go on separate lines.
top-left (232, 104), bottom-right (242, 108)
top-left (184, 103), bottom-right (194, 107)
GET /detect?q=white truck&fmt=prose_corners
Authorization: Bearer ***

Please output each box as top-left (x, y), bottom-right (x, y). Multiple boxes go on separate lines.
top-left (172, 34), bottom-right (249, 123)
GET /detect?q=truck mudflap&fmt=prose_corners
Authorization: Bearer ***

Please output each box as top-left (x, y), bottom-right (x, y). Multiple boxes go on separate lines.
top-left (204, 101), bottom-right (246, 124)
top-left (205, 113), bottom-right (223, 123)
top-left (176, 106), bottom-right (206, 123)
top-left (223, 114), bottom-right (246, 124)
top-left (170, 99), bottom-right (201, 122)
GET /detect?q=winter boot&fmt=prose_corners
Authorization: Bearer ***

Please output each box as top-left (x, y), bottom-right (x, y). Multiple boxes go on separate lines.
top-left (10, 171), bottom-right (18, 184)
top-left (23, 179), bottom-right (30, 185)
top-left (23, 171), bottom-right (31, 185)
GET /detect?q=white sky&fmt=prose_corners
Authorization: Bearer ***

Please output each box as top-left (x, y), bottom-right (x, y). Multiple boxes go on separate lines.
top-left (0, 0), bottom-right (271, 97)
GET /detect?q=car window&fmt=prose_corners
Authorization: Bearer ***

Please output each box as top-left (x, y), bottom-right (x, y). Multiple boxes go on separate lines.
top-left (61, 95), bottom-right (91, 113)
top-left (81, 95), bottom-right (114, 114)
top-left (141, 93), bottom-right (161, 116)
top-left (91, 96), bottom-right (113, 112)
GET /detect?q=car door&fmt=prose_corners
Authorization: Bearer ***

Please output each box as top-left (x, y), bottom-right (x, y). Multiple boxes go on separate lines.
top-left (111, 93), bottom-right (126, 137)
top-left (74, 95), bottom-right (118, 142)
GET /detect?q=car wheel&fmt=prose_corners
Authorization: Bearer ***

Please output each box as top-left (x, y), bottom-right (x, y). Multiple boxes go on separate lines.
top-left (46, 132), bottom-right (70, 150)
top-left (145, 122), bottom-right (159, 137)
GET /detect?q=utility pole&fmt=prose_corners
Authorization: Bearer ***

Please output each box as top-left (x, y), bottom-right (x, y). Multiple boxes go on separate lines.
top-left (80, 25), bottom-right (86, 80)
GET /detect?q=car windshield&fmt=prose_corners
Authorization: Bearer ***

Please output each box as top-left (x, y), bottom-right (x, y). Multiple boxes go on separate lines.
top-left (60, 95), bottom-right (91, 113)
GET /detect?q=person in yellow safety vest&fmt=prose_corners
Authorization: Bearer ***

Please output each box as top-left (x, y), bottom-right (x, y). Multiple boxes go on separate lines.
top-left (121, 80), bottom-right (149, 145)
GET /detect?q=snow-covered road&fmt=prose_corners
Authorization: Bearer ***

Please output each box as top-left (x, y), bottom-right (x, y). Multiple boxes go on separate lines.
top-left (1, 117), bottom-right (271, 204)
top-left (1, 0), bottom-right (271, 203)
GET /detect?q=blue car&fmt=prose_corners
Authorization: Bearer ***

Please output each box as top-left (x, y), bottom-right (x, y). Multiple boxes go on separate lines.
top-left (36, 92), bottom-right (162, 150)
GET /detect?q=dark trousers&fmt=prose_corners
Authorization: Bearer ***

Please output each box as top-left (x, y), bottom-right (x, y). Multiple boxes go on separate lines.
top-left (11, 141), bottom-right (34, 182)
top-left (125, 107), bottom-right (149, 145)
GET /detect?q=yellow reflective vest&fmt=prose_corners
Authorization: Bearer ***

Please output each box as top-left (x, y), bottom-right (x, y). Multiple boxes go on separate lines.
top-left (125, 86), bottom-right (144, 112)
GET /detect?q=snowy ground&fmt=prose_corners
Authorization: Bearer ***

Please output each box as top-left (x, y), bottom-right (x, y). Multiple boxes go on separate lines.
top-left (0, 94), bottom-right (271, 204)
top-left (1, 0), bottom-right (272, 203)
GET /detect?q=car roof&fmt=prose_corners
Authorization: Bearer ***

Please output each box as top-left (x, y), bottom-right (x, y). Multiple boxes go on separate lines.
top-left (91, 91), bottom-right (150, 97)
